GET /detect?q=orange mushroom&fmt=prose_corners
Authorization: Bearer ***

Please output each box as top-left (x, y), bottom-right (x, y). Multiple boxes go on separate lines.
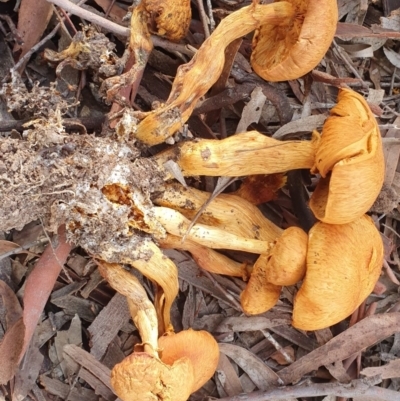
top-left (240, 226), bottom-right (308, 314)
top-left (251, 0), bottom-right (338, 81)
top-left (97, 261), bottom-right (219, 401)
top-left (292, 215), bottom-right (384, 330)
top-left (309, 88), bottom-right (385, 224)
top-left (132, 0), bottom-right (337, 145)
top-left (154, 89), bottom-right (384, 225)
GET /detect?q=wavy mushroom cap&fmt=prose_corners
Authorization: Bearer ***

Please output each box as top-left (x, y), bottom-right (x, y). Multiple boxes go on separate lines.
top-left (158, 329), bottom-right (220, 392)
top-left (145, 0), bottom-right (191, 41)
top-left (111, 352), bottom-right (194, 401)
top-left (310, 88), bottom-right (385, 224)
top-left (292, 215), bottom-right (384, 331)
top-left (251, 0), bottom-right (338, 81)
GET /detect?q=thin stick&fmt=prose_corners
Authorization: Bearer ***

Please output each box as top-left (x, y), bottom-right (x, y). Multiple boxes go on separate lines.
top-left (46, 0), bottom-right (129, 36)
top-left (196, 0), bottom-right (210, 38)
top-left (261, 329), bottom-right (294, 364)
top-left (215, 378), bottom-right (400, 401)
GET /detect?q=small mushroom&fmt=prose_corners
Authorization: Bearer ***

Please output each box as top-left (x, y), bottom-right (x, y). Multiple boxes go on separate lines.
top-left (251, 0), bottom-right (338, 81)
top-left (309, 88), bottom-right (385, 224)
top-left (292, 215), bottom-right (384, 331)
top-left (240, 226), bottom-right (308, 314)
top-left (98, 261), bottom-right (219, 401)
top-left (231, 174), bottom-right (287, 205)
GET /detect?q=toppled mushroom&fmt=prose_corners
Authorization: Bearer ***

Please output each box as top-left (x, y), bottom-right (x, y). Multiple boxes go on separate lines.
top-left (98, 261), bottom-right (219, 401)
top-left (251, 0), bottom-right (338, 81)
top-left (154, 89), bottom-right (384, 225)
top-left (309, 88), bottom-right (385, 224)
top-left (292, 215), bottom-right (384, 331)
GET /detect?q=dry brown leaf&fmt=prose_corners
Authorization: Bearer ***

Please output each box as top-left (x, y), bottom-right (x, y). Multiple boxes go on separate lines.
top-left (219, 343), bottom-right (281, 390)
top-left (216, 352), bottom-right (243, 397)
top-left (0, 240), bottom-right (20, 254)
top-left (12, 333), bottom-right (44, 400)
top-left (14, 0), bottom-right (53, 65)
top-left (235, 86), bottom-right (266, 133)
top-left (279, 312), bottom-right (400, 384)
top-left (20, 226), bottom-right (72, 363)
top-left (0, 280), bottom-right (25, 384)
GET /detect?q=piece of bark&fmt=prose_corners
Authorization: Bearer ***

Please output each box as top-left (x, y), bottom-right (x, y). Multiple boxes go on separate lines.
top-left (40, 375), bottom-right (98, 401)
top-left (63, 344), bottom-right (113, 391)
top-left (79, 367), bottom-right (116, 401)
top-left (88, 293), bottom-right (131, 360)
top-left (278, 313), bottom-right (400, 385)
top-left (12, 332), bottom-right (44, 401)
top-left (51, 295), bottom-right (100, 322)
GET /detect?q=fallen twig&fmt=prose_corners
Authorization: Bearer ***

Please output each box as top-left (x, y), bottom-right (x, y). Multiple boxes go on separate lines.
top-left (215, 378), bottom-right (400, 401)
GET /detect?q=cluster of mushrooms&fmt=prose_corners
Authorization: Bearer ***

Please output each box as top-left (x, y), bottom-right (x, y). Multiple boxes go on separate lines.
top-left (62, 0), bottom-right (385, 399)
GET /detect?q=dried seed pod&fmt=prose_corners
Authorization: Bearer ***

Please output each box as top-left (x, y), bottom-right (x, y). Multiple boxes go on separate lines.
top-left (292, 215), bottom-right (384, 330)
top-left (251, 0), bottom-right (338, 81)
top-left (310, 88), bottom-right (385, 224)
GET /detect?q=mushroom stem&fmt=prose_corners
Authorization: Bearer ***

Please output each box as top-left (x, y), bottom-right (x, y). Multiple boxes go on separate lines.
top-left (96, 261), bottom-right (159, 357)
top-left (159, 234), bottom-right (250, 279)
top-left (153, 131), bottom-right (317, 177)
top-left (133, 3), bottom-right (295, 145)
top-left (153, 206), bottom-right (271, 254)
top-left (122, 240), bottom-right (179, 335)
top-left (154, 182), bottom-right (282, 242)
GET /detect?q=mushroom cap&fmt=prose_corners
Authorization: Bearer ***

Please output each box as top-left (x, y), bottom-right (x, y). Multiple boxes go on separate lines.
top-left (111, 352), bottom-right (194, 401)
top-left (251, 0), bottom-right (338, 81)
top-left (145, 0), bottom-right (191, 41)
top-left (292, 215), bottom-right (383, 331)
top-left (158, 329), bottom-right (220, 392)
top-left (309, 88), bottom-right (385, 224)
top-left (240, 258), bottom-right (283, 316)
top-left (240, 226), bottom-right (307, 315)
top-left (263, 226), bottom-right (308, 286)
